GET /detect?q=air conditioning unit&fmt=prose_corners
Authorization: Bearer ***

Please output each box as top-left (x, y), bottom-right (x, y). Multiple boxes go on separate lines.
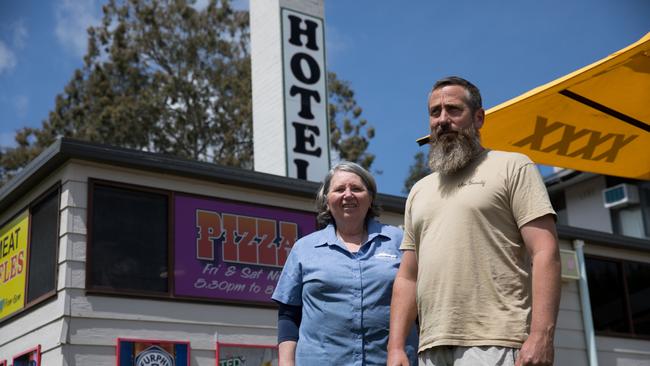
top-left (602, 183), bottom-right (639, 209)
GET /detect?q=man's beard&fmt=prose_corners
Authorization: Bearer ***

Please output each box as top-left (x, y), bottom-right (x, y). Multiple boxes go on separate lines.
top-left (428, 124), bottom-right (483, 175)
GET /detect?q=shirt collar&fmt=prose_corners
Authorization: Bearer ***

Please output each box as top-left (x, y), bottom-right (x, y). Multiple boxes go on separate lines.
top-left (314, 219), bottom-right (388, 248)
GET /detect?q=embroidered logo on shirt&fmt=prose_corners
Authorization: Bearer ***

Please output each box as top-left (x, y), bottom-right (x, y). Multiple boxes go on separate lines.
top-left (375, 252), bottom-right (397, 259)
top-left (458, 178), bottom-right (486, 188)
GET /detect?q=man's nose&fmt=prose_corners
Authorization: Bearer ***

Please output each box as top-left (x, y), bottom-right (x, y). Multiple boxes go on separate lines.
top-left (437, 118), bottom-right (451, 132)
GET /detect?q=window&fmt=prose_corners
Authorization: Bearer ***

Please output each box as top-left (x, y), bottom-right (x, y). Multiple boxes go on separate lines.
top-left (26, 188), bottom-right (59, 302)
top-left (612, 205), bottom-right (645, 238)
top-left (586, 256), bottom-right (650, 337)
top-left (0, 185), bottom-right (59, 323)
top-left (606, 178), bottom-right (649, 239)
top-left (88, 182), bottom-right (169, 294)
top-left (549, 191), bottom-right (568, 226)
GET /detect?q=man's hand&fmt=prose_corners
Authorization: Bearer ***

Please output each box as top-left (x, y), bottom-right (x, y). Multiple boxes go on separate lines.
top-left (518, 214), bottom-right (560, 366)
top-left (387, 348), bottom-right (411, 366)
top-left (515, 331), bottom-right (554, 366)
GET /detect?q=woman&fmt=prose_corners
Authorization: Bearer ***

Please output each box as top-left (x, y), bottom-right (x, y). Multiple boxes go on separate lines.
top-left (272, 161), bottom-right (418, 365)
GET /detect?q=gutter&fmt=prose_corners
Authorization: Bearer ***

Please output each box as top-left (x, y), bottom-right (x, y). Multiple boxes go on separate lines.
top-left (573, 239), bottom-right (598, 366)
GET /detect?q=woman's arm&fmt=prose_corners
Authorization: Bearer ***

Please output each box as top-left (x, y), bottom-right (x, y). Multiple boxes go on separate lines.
top-left (277, 302), bottom-right (301, 366)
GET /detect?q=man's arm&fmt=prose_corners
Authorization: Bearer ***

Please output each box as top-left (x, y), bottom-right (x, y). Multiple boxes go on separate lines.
top-left (516, 214), bottom-right (561, 366)
top-left (387, 250), bottom-right (418, 366)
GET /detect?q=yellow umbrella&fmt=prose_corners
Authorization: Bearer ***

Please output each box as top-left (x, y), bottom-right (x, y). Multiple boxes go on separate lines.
top-left (417, 32), bottom-right (650, 180)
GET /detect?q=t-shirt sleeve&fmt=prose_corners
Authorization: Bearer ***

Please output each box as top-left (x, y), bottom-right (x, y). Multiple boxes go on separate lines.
top-left (508, 157), bottom-right (556, 228)
top-left (400, 190), bottom-right (417, 251)
top-left (271, 243), bottom-right (303, 306)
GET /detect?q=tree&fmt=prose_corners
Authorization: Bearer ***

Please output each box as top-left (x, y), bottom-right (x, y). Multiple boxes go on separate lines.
top-left (402, 150), bottom-right (430, 195)
top-left (328, 72), bottom-right (375, 169)
top-left (0, 0), bottom-right (376, 185)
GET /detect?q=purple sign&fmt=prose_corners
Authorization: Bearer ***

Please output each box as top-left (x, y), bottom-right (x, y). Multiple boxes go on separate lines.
top-left (174, 194), bottom-right (316, 303)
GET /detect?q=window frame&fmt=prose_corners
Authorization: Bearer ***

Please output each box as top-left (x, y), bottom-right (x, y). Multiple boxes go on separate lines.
top-left (24, 184), bottom-right (61, 307)
top-left (11, 344), bottom-right (41, 366)
top-left (586, 254), bottom-right (650, 340)
top-left (85, 179), bottom-right (173, 299)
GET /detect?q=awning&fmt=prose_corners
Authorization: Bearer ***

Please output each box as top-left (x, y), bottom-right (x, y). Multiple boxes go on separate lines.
top-left (417, 32), bottom-right (650, 180)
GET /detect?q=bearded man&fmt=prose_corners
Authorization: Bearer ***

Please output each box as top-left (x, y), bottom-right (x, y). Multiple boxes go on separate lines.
top-left (387, 77), bottom-right (561, 366)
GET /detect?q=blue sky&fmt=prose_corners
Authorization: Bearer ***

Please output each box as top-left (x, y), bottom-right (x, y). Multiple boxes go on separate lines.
top-left (1, 0), bottom-right (649, 196)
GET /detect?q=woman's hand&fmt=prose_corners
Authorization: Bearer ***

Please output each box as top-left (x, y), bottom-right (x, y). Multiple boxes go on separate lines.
top-left (279, 340), bottom-right (297, 366)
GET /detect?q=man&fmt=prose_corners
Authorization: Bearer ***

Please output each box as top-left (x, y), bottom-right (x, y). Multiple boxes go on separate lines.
top-left (387, 76), bottom-right (561, 366)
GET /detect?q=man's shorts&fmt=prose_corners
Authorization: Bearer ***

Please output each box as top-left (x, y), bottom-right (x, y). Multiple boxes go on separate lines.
top-left (419, 345), bottom-right (519, 366)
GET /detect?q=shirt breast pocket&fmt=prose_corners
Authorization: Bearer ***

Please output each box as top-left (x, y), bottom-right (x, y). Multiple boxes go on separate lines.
top-left (301, 255), bottom-right (346, 300)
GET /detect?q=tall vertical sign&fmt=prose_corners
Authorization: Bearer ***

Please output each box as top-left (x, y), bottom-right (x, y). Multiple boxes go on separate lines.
top-left (281, 8), bottom-right (329, 180)
top-left (251, 0), bottom-right (329, 182)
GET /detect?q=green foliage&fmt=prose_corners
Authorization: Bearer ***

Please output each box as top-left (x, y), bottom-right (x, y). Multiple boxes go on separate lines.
top-left (328, 72), bottom-right (375, 169)
top-left (402, 150), bottom-right (430, 195)
top-left (0, 0), bottom-right (375, 185)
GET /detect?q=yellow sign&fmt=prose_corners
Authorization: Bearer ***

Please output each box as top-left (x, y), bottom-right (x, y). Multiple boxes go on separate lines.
top-left (417, 32), bottom-right (650, 180)
top-left (0, 210), bottom-right (29, 319)
top-left (484, 32), bottom-right (650, 179)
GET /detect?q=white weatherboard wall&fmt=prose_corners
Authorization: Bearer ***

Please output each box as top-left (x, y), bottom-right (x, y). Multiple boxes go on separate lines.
top-left (565, 176), bottom-right (613, 233)
top-left (251, 0), bottom-right (329, 182)
top-left (0, 161), bottom-right (316, 365)
top-left (0, 165), bottom-right (68, 365)
top-left (58, 161), bottom-right (311, 365)
top-left (555, 239), bottom-right (589, 366)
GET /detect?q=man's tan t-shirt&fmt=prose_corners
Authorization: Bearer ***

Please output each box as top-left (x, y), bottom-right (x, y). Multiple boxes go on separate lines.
top-left (401, 150), bottom-right (555, 352)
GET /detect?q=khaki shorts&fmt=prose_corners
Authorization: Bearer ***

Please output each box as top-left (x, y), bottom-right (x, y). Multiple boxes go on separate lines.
top-left (419, 346), bottom-right (519, 366)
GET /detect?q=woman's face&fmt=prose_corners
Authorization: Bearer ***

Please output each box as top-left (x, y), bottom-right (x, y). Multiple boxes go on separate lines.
top-left (327, 170), bottom-right (371, 228)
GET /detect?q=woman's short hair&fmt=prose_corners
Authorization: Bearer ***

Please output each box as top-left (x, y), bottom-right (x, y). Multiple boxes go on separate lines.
top-left (315, 161), bottom-right (381, 228)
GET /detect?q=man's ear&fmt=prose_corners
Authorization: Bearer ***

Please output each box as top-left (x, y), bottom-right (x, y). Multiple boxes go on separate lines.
top-left (474, 108), bottom-right (485, 129)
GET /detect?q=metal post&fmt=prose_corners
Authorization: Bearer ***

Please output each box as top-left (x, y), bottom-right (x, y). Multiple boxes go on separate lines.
top-left (573, 239), bottom-right (598, 366)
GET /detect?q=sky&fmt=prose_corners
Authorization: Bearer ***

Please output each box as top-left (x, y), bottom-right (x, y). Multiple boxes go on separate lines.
top-left (0, 0), bottom-right (649, 197)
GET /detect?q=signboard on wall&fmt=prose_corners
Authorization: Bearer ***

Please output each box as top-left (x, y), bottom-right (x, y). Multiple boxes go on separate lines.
top-left (0, 210), bottom-right (29, 320)
top-left (12, 345), bottom-right (40, 366)
top-left (560, 249), bottom-right (580, 280)
top-left (174, 194), bottom-right (316, 304)
top-left (281, 8), bottom-right (329, 181)
top-left (216, 343), bottom-right (278, 366)
top-left (117, 338), bottom-right (189, 366)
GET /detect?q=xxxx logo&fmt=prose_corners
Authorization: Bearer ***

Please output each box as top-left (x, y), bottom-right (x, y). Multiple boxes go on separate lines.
top-left (513, 116), bottom-right (638, 162)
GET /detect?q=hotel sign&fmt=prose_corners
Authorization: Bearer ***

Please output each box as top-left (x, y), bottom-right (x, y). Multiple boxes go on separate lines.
top-left (281, 8), bottom-right (329, 181)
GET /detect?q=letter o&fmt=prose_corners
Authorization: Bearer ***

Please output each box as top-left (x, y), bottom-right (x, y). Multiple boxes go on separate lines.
top-left (291, 52), bottom-right (320, 85)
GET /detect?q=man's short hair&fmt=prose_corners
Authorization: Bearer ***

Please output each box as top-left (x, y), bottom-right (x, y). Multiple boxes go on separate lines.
top-left (430, 76), bottom-right (483, 112)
